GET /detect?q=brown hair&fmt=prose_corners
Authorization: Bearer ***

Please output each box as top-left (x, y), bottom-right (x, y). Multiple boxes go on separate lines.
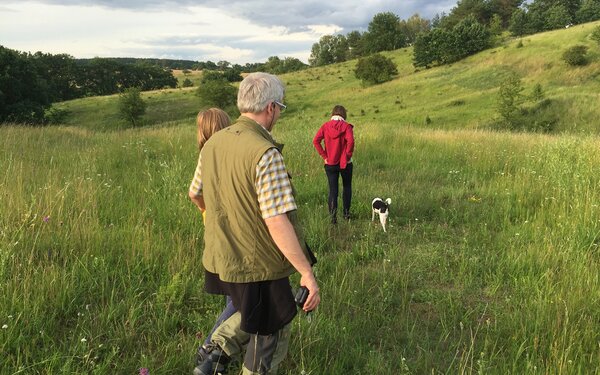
top-left (196, 108), bottom-right (231, 150)
top-left (331, 105), bottom-right (347, 120)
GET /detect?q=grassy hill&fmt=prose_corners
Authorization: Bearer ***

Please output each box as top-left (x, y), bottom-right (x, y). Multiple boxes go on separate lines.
top-left (1, 22), bottom-right (599, 374)
top-left (54, 21), bottom-right (600, 134)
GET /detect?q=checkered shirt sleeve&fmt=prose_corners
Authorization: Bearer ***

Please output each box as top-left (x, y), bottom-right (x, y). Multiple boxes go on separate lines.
top-left (256, 148), bottom-right (297, 219)
top-left (189, 153), bottom-right (203, 197)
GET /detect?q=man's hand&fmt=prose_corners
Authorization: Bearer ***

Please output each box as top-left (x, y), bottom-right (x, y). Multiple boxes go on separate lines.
top-left (300, 272), bottom-right (320, 312)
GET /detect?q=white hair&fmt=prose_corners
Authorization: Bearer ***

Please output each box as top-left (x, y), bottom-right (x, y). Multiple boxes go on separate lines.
top-left (237, 72), bottom-right (285, 113)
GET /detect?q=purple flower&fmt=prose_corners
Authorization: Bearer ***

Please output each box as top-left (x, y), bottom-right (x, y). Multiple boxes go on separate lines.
top-left (139, 368), bottom-right (149, 375)
top-left (43, 216), bottom-right (50, 223)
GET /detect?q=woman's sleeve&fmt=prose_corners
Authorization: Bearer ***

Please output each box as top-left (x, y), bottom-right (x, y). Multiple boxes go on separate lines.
top-left (312, 126), bottom-right (327, 159)
top-left (345, 124), bottom-right (355, 158)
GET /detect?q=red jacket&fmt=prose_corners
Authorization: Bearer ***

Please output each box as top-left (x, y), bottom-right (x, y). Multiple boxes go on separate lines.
top-left (313, 116), bottom-right (354, 169)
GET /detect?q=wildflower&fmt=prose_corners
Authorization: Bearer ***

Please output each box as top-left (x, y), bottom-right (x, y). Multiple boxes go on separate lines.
top-left (140, 368), bottom-right (149, 375)
top-left (2, 324), bottom-right (8, 329)
top-left (81, 338), bottom-right (87, 343)
top-left (43, 216), bottom-right (50, 223)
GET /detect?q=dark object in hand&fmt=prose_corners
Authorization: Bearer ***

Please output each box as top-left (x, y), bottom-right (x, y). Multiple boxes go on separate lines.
top-left (294, 286), bottom-right (309, 309)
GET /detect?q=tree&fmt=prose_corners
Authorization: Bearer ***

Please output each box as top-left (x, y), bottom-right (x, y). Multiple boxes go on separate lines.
top-left (80, 58), bottom-right (121, 96)
top-left (444, 0), bottom-right (492, 28)
top-left (182, 78), bottom-right (194, 87)
top-left (196, 76), bottom-right (237, 108)
top-left (222, 67), bottom-right (243, 82)
top-left (544, 4), bottom-right (572, 29)
top-left (576, 0), bottom-right (600, 22)
top-left (346, 31), bottom-right (365, 58)
top-left (497, 73), bottom-right (524, 127)
top-left (450, 16), bottom-right (492, 61)
top-left (413, 16), bottom-right (490, 67)
top-left (509, 8), bottom-right (532, 36)
top-left (280, 57), bottom-right (307, 73)
top-left (413, 28), bottom-right (454, 67)
top-left (0, 46), bottom-right (51, 124)
top-left (354, 53), bottom-right (398, 85)
top-left (489, 13), bottom-right (504, 35)
top-left (398, 14), bottom-right (431, 45)
top-left (118, 87), bottom-right (146, 126)
top-left (31, 52), bottom-right (81, 101)
top-left (309, 34), bottom-right (349, 66)
top-left (488, 0), bottom-right (524, 26)
top-left (363, 12), bottom-right (407, 53)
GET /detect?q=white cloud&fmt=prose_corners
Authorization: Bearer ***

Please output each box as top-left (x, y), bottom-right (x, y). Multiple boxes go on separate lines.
top-left (0, 0), bottom-right (455, 63)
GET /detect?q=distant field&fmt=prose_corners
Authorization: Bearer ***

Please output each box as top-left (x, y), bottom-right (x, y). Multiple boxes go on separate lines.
top-left (172, 69), bottom-right (204, 88)
top-left (1, 21), bottom-right (599, 374)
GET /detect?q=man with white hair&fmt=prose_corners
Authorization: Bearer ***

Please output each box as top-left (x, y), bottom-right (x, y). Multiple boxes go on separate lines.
top-left (194, 72), bottom-right (320, 375)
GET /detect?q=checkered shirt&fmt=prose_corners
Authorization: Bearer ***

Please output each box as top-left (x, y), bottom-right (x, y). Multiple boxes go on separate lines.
top-left (189, 147), bottom-right (297, 219)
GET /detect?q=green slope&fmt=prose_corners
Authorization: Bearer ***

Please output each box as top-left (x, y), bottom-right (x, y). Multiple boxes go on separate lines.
top-left (55, 20), bottom-right (600, 134)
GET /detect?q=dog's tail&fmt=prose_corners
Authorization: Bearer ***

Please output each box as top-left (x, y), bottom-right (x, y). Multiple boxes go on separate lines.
top-left (385, 198), bottom-right (392, 205)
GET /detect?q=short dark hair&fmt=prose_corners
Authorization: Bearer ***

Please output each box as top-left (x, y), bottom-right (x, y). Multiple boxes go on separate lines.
top-left (332, 105), bottom-right (347, 120)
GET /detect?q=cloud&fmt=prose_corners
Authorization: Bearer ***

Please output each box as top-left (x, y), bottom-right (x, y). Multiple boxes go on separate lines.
top-left (13, 0), bottom-right (456, 31)
top-left (0, 0), bottom-right (456, 63)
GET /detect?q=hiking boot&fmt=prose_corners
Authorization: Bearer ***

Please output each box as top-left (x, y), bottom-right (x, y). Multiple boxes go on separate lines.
top-left (195, 344), bottom-right (210, 366)
top-left (193, 343), bottom-right (231, 375)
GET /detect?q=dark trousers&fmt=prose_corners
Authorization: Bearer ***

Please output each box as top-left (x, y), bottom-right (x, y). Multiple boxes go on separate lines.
top-left (324, 162), bottom-right (353, 219)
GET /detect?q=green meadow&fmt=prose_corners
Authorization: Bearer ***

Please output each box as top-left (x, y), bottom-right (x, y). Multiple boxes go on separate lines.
top-left (1, 22), bottom-right (599, 374)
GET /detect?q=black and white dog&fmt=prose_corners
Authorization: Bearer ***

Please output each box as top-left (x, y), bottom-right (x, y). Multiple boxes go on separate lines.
top-left (372, 198), bottom-right (392, 232)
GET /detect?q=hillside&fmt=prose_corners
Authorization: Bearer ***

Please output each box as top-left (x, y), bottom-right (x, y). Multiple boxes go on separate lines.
top-left (54, 20), bottom-right (600, 134)
top-left (1, 23), bottom-right (600, 374)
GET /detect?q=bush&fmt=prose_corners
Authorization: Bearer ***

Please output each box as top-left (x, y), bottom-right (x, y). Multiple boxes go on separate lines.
top-left (530, 83), bottom-right (545, 102)
top-left (497, 73), bottom-right (524, 128)
top-left (44, 106), bottom-right (70, 125)
top-left (591, 25), bottom-right (600, 46)
top-left (182, 78), bottom-right (194, 88)
top-left (354, 53), bottom-right (398, 85)
top-left (562, 45), bottom-right (589, 66)
top-left (196, 78), bottom-right (237, 108)
top-left (118, 87), bottom-right (146, 126)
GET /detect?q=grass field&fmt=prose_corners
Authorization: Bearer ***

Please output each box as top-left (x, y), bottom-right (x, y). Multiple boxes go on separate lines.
top-left (1, 22), bottom-right (599, 374)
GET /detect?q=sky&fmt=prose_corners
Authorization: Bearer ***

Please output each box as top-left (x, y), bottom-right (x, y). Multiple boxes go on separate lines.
top-left (0, 0), bottom-right (456, 64)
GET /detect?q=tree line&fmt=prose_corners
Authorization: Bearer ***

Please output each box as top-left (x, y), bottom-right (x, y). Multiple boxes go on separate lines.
top-left (0, 45), bottom-right (309, 125)
top-left (309, 0), bottom-right (600, 68)
top-left (0, 46), bottom-right (180, 123)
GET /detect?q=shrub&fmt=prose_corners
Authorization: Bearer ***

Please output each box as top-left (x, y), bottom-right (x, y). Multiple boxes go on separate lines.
top-left (118, 87), bottom-right (146, 126)
top-left (196, 78), bottom-right (237, 108)
top-left (530, 83), bottom-right (545, 102)
top-left (182, 78), bottom-right (194, 88)
top-left (354, 53), bottom-right (398, 85)
top-left (44, 106), bottom-right (70, 124)
top-left (497, 73), bottom-right (524, 128)
top-left (591, 25), bottom-right (600, 46)
top-left (562, 45), bottom-right (588, 66)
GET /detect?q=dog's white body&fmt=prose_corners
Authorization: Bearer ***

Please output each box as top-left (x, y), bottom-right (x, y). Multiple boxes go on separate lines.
top-left (372, 198), bottom-right (392, 232)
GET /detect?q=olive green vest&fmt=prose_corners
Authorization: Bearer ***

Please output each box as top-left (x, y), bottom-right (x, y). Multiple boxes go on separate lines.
top-left (201, 116), bottom-right (307, 283)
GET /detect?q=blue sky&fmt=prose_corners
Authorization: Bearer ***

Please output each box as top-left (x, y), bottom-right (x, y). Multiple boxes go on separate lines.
top-left (0, 0), bottom-right (456, 64)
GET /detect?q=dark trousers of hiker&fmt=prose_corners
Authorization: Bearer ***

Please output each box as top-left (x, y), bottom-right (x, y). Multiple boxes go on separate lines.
top-left (324, 162), bottom-right (352, 221)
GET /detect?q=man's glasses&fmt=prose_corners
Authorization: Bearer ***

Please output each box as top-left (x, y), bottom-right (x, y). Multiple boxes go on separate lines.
top-left (273, 101), bottom-right (287, 111)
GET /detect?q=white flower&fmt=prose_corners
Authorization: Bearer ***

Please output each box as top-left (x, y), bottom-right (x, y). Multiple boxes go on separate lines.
top-left (81, 338), bottom-right (87, 343)
top-left (2, 324), bottom-right (8, 329)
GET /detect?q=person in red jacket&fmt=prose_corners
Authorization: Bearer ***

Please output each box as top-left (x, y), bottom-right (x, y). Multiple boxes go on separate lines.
top-left (313, 105), bottom-right (355, 224)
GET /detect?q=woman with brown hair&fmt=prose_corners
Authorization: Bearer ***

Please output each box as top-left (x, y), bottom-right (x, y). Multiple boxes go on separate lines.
top-left (313, 105), bottom-right (355, 224)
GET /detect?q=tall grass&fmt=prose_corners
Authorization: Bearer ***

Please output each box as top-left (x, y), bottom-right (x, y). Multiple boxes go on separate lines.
top-left (2, 20), bottom-right (600, 375)
top-left (1, 121), bottom-right (599, 374)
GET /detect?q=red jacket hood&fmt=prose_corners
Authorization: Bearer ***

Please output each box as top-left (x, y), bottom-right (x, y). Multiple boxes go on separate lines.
top-left (324, 119), bottom-right (351, 139)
